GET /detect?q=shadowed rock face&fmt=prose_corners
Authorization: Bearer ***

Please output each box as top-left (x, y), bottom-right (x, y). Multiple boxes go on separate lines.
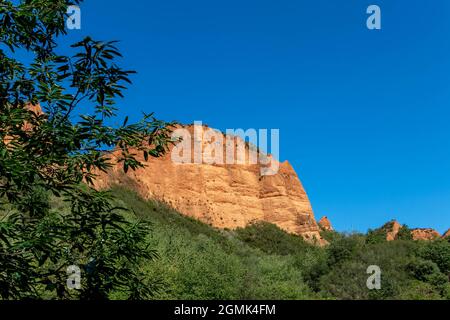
top-left (318, 216), bottom-right (333, 231)
top-left (443, 229), bottom-right (450, 239)
top-left (411, 228), bottom-right (441, 241)
top-left (95, 124), bottom-right (326, 245)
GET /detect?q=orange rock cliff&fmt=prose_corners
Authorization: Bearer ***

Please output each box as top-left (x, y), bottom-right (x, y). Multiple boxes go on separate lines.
top-left (411, 228), bottom-right (441, 241)
top-left (318, 216), bottom-right (333, 231)
top-left (9, 105), bottom-right (449, 244)
top-left (94, 124), bottom-right (326, 245)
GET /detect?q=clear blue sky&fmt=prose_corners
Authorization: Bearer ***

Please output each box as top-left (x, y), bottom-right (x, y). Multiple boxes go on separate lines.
top-left (61, 0), bottom-right (450, 233)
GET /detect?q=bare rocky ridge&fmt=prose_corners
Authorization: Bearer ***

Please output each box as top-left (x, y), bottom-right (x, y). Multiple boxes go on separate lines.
top-left (411, 228), bottom-right (441, 241)
top-left (95, 124), bottom-right (326, 245)
top-left (384, 221), bottom-right (445, 241)
top-left (443, 229), bottom-right (450, 239)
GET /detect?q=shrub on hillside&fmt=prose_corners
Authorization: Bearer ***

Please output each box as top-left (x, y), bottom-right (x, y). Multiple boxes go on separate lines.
top-left (235, 221), bottom-right (313, 255)
top-left (418, 240), bottom-right (450, 275)
top-left (326, 234), bottom-right (365, 266)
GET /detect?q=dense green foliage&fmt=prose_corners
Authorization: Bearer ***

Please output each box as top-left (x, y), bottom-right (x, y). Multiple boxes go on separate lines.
top-left (0, 0), bottom-right (174, 299)
top-left (111, 187), bottom-right (450, 300)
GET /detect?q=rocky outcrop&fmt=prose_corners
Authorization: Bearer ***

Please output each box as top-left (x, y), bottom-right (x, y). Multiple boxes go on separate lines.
top-left (382, 221), bottom-right (442, 242)
top-left (386, 220), bottom-right (402, 241)
top-left (443, 229), bottom-right (450, 239)
top-left (411, 228), bottom-right (441, 241)
top-left (95, 124), bottom-right (326, 245)
top-left (318, 216), bottom-right (333, 231)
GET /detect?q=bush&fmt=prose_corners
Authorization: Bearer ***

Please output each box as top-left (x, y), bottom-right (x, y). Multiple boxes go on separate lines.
top-left (406, 259), bottom-right (441, 282)
top-left (326, 234), bottom-right (364, 266)
top-left (366, 228), bottom-right (387, 244)
top-left (397, 225), bottom-right (413, 240)
top-left (235, 221), bottom-right (313, 255)
top-left (319, 260), bottom-right (369, 299)
top-left (418, 240), bottom-right (450, 274)
top-left (397, 281), bottom-right (443, 300)
top-left (406, 258), bottom-right (449, 296)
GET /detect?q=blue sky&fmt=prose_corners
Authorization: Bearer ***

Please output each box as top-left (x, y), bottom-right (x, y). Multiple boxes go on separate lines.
top-left (61, 0), bottom-right (450, 233)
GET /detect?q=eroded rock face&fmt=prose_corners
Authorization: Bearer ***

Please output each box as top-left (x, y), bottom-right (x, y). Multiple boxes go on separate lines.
top-left (411, 228), bottom-right (441, 241)
top-left (95, 124), bottom-right (326, 245)
top-left (386, 220), bottom-right (402, 241)
top-left (318, 216), bottom-right (333, 231)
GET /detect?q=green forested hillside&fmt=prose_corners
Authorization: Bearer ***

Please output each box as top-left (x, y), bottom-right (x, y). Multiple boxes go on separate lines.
top-left (109, 187), bottom-right (450, 300)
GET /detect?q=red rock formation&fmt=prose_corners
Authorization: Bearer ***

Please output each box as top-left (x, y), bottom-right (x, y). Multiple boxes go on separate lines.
top-left (411, 228), bottom-right (441, 241)
top-left (443, 229), bottom-right (450, 239)
top-left (383, 221), bottom-right (442, 242)
top-left (386, 220), bottom-right (402, 241)
top-left (318, 216), bottom-right (333, 231)
top-left (95, 124), bottom-right (326, 245)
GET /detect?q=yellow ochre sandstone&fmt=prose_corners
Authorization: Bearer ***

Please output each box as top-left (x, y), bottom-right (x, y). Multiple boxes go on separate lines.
top-left (95, 124), bottom-right (326, 245)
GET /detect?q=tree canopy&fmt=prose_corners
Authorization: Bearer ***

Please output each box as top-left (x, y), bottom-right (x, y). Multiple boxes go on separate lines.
top-left (0, 0), bottom-right (175, 299)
